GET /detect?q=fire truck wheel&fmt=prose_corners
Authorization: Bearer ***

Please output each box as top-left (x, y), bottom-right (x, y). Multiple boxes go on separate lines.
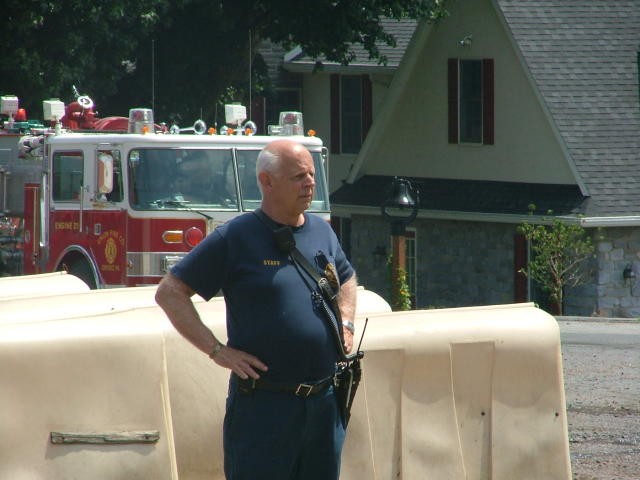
top-left (66, 259), bottom-right (97, 289)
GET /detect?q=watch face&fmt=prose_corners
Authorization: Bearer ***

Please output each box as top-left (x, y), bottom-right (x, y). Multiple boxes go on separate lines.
top-left (209, 343), bottom-right (223, 358)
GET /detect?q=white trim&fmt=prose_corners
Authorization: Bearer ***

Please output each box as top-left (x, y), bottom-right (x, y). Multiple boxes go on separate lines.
top-left (331, 204), bottom-right (544, 225)
top-left (283, 62), bottom-right (397, 75)
top-left (574, 216), bottom-right (640, 228)
top-left (283, 46), bottom-right (303, 63)
top-left (347, 19), bottom-right (433, 184)
top-left (332, 204), bottom-right (640, 229)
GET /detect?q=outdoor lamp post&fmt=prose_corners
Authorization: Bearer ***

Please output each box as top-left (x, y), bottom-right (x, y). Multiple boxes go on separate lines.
top-left (381, 177), bottom-right (419, 310)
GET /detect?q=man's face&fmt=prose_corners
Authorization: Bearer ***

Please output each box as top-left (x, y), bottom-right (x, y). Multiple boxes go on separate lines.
top-left (269, 146), bottom-right (315, 215)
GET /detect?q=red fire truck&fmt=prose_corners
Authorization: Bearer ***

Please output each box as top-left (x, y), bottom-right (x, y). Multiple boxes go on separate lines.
top-left (0, 94), bottom-right (330, 288)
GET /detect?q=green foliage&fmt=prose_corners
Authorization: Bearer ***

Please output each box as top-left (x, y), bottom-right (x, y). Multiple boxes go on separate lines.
top-left (518, 218), bottom-right (595, 315)
top-left (252, 0), bottom-right (449, 66)
top-left (0, 0), bottom-right (169, 116)
top-left (0, 0), bottom-right (449, 124)
top-left (387, 255), bottom-right (412, 311)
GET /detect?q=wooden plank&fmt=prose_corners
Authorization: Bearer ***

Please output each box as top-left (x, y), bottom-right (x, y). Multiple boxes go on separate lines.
top-left (50, 430), bottom-right (159, 445)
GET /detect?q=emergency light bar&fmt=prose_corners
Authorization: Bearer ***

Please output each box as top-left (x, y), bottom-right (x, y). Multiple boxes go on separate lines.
top-left (224, 104), bottom-right (247, 126)
top-left (43, 99), bottom-right (66, 121)
top-left (128, 108), bottom-right (154, 134)
top-left (279, 111), bottom-right (304, 136)
top-left (1, 96), bottom-right (19, 116)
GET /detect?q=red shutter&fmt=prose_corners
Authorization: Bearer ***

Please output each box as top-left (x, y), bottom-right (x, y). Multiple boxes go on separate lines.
top-left (514, 233), bottom-right (528, 302)
top-left (482, 58), bottom-right (494, 145)
top-left (447, 59), bottom-right (459, 144)
top-left (330, 74), bottom-right (340, 154)
top-left (361, 74), bottom-right (372, 140)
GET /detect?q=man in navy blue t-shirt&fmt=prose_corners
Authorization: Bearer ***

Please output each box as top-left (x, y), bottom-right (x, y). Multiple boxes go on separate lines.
top-left (156, 139), bottom-right (357, 480)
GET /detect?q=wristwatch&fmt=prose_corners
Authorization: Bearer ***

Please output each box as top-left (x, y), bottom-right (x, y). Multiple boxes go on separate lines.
top-left (342, 320), bottom-right (355, 334)
top-left (208, 341), bottom-right (223, 359)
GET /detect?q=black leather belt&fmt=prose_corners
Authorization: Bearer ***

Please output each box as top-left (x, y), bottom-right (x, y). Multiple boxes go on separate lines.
top-left (234, 374), bottom-right (334, 398)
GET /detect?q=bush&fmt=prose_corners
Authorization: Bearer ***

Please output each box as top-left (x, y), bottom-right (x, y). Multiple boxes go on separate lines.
top-left (518, 217), bottom-right (595, 315)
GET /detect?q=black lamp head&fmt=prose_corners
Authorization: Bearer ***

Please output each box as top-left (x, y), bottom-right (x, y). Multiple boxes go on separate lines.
top-left (381, 177), bottom-right (420, 233)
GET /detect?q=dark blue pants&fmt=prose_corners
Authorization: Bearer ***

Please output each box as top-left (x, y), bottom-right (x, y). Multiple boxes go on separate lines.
top-left (223, 377), bottom-right (346, 479)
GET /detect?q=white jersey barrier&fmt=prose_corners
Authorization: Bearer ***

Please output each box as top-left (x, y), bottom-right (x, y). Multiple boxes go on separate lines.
top-left (0, 288), bottom-right (570, 479)
top-left (0, 285), bottom-right (200, 324)
top-left (0, 271), bottom-right (89, 300)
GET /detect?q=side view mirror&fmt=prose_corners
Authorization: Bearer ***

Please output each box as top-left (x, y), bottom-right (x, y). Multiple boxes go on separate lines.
top-left (97, 152), bottom-right (114, 200)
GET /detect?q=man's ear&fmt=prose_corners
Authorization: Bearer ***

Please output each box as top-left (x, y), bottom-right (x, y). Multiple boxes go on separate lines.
top-left (258, 171), bottom-right (271, 190)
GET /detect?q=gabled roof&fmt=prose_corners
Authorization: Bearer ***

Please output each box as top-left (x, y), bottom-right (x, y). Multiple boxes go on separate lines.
top-left (496, 0), bottom-right (640, 217)
top-left (283, 18), bottom-right (418, 74)
top-left (333, 1), bottom-right (640, 220)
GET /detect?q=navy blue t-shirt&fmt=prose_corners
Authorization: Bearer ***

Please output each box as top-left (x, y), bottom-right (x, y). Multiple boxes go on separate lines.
top-left (171, 212), bottom-right (354, 383)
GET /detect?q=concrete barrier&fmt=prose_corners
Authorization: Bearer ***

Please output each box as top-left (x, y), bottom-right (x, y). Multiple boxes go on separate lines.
top-left (0, 285), bottom-right (198, 324)
top-left (0, 288), bottom-right (570, 479)
top-left (0, 272), bottom-right (89, 300)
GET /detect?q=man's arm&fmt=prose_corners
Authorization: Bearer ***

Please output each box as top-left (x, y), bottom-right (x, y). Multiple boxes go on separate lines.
top-left (338, 274), bottom-right (358, 353)
top-left (155, 272), bottom-right (268, 379)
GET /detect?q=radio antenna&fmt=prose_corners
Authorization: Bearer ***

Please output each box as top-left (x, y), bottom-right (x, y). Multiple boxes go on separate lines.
top-left (356, 318), bottom-right (369, 353)
top-left (248, 29), bottom-right (252, 121)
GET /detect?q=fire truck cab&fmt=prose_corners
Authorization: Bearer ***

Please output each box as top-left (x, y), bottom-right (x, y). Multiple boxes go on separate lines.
top-left (0, 96), bottom-right (329, 288)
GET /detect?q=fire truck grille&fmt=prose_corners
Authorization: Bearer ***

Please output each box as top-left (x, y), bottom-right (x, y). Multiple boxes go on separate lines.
top-left (126, 252), bottom-right (186, 278)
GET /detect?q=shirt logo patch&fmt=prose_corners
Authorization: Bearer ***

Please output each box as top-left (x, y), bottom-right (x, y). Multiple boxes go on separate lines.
top-left (263, 259), bottom-right (280, 266)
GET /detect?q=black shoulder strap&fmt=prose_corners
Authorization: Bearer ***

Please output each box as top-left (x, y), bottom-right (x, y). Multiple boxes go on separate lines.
top-left (253, 208), bottom-right (296, 253)
top-left (253, 209), bottom-right (348, 359)
top-left (253, 209), bottom-right (323, 283)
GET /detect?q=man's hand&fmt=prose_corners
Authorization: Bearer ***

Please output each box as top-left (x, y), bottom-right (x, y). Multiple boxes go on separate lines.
top-left (338, 274), bottom-right (357, 354)
top-left (343, 327), bottom-right (354, 353)
top-left (156, 273), bottom-right (268, 379)
top-left (213, 345), bottom-right (268, 380)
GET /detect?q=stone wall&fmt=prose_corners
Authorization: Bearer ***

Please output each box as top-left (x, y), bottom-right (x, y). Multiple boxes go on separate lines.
top-left (349, 216), bottom-right (516, 310)
top-left (346, 215), bottom-right (619, 316)
top-left (591, 227), bottom-right (640, 318)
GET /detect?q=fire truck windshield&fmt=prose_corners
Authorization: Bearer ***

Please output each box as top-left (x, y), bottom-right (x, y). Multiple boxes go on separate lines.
top-left (127, 147), bottom-right (329, 212)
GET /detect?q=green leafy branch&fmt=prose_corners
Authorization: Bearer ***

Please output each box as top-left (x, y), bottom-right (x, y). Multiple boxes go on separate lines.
top-left (518, 215), bottom-right (595, 315)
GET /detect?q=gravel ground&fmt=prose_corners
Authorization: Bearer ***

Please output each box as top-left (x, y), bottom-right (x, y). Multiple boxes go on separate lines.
top-left (560, 321), bottom-right (640, 480)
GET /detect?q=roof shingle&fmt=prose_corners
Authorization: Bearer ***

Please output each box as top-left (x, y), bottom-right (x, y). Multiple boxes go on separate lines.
top-left (498, 0), bottom-right (640, 216)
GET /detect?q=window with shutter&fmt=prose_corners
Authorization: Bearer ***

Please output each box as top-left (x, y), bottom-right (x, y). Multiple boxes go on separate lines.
top-left (448, 58), bottom-right (494, 145)
top-left (330, 74), bottom-right (373, 154)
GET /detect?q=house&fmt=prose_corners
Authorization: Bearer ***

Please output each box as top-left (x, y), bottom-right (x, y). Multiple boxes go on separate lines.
top-left (271, 0), bottom-right (640, 317)
top-left (257, 18), bottom-right (417, 192)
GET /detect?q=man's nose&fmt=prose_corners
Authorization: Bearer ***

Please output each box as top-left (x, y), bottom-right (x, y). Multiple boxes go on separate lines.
top-left (304, 174), bottom-right (315, 187)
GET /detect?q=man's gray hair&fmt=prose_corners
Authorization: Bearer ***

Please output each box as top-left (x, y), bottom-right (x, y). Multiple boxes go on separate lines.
top-left (256, 147), bottom-right (281, 175)
top-left (255, 146), bottom-right (282, 194)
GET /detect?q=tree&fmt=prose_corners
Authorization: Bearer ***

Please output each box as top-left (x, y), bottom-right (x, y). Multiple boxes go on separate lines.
top-left (0, 0), bottom-right (449, 124)
top-left (518, 217), bottom-right (595, 315)
top-left (0, 0), bottom-right (169, 117)
top-left (108, 0), bottom-right (450, 124)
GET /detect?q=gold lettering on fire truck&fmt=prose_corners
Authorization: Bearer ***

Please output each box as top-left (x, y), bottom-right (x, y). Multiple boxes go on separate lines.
top-left (97, 229), bottom-right (125, 272)
top-left (54, 221), bottom-right (80, 231)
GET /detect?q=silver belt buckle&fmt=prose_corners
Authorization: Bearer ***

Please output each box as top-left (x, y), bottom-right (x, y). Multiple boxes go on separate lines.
top-left (295, 383), bottom-right (313, 397)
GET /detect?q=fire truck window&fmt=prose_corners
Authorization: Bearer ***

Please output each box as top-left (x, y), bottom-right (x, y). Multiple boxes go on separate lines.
top-left (130, 149), bottom-right (176, 206)
top-left (175, 149), bottom-right (237, 207)
top-left (108, 150), bottom-right (124, 202)
top-left (235, 150), bottom-right (262, 210)
top-left (100, 150), bottom-right (123, 202)
top-left (52, 152), bottom-right (84, 201)
top-left (310, 152), bottom-right (329, 211)
top-left (233, 150), bottom-right (328, 212)
top-left (129, 148), bottom-right (237, 210)
top-left (97, 153), bottom-right (114, 199)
